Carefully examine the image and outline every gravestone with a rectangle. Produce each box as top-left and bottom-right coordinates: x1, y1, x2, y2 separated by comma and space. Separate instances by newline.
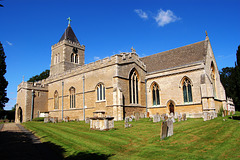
125, 117, 129, 123
174, 112, 178, 119
140, 113, 145, 118
167, 119, 173, 137
157, 113, 161, 122
160, 121, 168, 140
170, 113, 173, 117
182, 113, 186, 121
164, 115, 168, 121
203, 112, 208, 121
65, 116, 69, 122
53, 117, 58, 123
178, 114, 182, 122
153, 115, 158, 123
147, 112, 150, 118
161, 114, 165, 121
44, 117, 49, 123
135, 112, 140, 121
85, 117, 90, 123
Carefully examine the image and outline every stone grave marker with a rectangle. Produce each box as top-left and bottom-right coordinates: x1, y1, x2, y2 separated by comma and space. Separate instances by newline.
167, 119, 173, 137
203, 112, 207, 121
53, 117, 58, 123
135, 112, 140, 121
44, 117, 49, 123
153, 114, 158, 123
65, 116, 69, 122
85, 117, 90, 123
178, 114, 182, 122
129, 117, 133, 122
140, 113, 145, 118
182, 113, 186, 121
160, 121, 168, 140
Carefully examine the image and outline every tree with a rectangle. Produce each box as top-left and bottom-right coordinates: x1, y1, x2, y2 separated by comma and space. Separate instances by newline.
0, 0, 4, 7
220, 45, 240, 111
28, 69, 50, 82
0, 42, 9, 110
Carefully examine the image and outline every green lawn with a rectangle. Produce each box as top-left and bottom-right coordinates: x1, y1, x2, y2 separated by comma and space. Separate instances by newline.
23, 112, 240, 160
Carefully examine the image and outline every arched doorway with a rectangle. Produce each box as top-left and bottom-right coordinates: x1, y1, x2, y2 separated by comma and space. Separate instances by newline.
18, 107, 23, 123
167, 100, 175, 114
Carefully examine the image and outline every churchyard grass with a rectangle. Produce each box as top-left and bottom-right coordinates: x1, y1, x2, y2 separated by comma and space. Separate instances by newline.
22, 112, 240, 160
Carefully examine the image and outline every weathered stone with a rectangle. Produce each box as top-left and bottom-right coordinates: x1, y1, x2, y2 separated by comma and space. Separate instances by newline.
167, 119, 173, 137
125, 117, 129, 123
160, 121, 168, 140
85, 117, 90, 123
153, 115, 158, 123
44, 117, 49, 123
140, 113, 145, 118
135, 112, 140, 121
182, 113, 186, 121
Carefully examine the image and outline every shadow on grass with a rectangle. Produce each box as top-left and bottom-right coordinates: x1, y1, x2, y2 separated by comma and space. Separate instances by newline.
229, 115, 240, 120
65, 152, 113, 160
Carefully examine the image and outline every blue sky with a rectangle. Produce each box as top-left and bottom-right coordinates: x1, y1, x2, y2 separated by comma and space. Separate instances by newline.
1, 0, 240, 110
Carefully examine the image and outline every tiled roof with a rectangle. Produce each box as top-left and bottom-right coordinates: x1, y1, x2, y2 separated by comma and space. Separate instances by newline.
140, 40, 207, 73
59, 25, 80, 44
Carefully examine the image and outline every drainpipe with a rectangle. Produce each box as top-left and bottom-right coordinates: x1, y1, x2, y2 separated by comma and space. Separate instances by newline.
145, 79, 148, 114
82, 75, 85, 121
62, 80, 64, 120
31, 90, 35, 121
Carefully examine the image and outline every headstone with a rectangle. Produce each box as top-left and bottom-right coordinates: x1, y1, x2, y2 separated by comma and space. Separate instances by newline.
53, 117, 58, 123
167, 119, 173, 137
203, 112, 208, 121
85, 117, 90, 123
164, 115, 168, 121
153, 115, 158, 123
178, 114, 182, 122
160, 121, 168, 140
147, 112, 150, 118
170, 113, 173, 117
44, 117, 49, 123
125, 117, 129, 123
140, 113, 145, 118
135, 112, 140, 121
161, 114, 165, 121
65, 116, 70, 122
182, 113, 186, 121
174, 112, 178, 119
222, 112, 224, 117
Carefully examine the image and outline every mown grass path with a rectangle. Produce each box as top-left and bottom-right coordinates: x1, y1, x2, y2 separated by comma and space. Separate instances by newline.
23, 113, 240, 160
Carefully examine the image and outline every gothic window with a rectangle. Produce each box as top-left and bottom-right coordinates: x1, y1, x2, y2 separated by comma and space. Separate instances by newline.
69, 87, 76, 108
55, 54, 58, 64
129, 69, 139, 104
183, 78, 193, 103
71, 53, 74, 63
152, 83, 160, 106
75, 54, 78, 64
54, 91, 59, 109
97, 83, 105, 101
211, 62, 216, 98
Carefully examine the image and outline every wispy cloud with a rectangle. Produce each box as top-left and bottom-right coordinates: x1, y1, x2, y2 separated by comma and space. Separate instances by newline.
6, 41, 13, 46
134, 9, 148, 19
94, 56, 100, 61
154, 9, 180, 27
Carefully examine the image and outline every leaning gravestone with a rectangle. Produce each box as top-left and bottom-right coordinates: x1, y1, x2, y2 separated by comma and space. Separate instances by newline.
160, 121, 168, 140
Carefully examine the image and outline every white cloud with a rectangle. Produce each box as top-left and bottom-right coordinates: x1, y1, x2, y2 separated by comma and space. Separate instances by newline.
154, 9, 180, 27
94, 56, 100, 61
6, 41, 13, 46
134, 9, 148, 19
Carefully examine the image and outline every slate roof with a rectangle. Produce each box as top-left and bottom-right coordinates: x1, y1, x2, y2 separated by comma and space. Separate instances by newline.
140, 40, 207, 73
59, 25, 80, 44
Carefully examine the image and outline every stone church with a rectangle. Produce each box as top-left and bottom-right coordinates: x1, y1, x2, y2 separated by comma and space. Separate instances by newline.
15, 23, 227, 123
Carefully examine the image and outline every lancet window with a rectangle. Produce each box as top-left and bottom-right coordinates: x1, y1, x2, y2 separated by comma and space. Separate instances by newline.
152, 83, 160, 106
54, 90, 59, 109
69, 87, 76, 108
211, 63, 216, 98
183, 78, 193, 103
97, 83, 105, 101
129, 69, 139, 104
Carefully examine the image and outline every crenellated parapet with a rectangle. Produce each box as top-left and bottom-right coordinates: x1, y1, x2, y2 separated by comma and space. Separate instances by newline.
47, 50, 146, 81
17, 81, 48, 92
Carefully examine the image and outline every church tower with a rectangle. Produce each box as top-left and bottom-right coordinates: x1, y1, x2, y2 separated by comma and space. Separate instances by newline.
50, 19, 85, 76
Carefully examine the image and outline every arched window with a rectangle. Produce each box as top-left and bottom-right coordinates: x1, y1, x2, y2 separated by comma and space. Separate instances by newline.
183, 78, 193, 103
129, 69, 139, 104
152, 83, 160, 106
97, 83, 105, 101
55, 54, 58, 64
54, 91, 59, 109
211, 62, 216, 98
75, 54, 78, 64
69, 87, 76, 108
71, 53, 74, 63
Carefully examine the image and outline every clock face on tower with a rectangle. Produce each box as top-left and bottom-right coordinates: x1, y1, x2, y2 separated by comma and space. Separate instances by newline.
73, 47, 78, 53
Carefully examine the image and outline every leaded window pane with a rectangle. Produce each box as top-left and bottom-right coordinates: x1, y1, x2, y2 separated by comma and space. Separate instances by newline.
183, 84, 188, 102
156, 88, 160, 105
188, 84, 193, 102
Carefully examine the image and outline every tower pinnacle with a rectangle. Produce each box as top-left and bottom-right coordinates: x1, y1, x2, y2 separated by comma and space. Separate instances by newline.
67, 17, 72, 26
